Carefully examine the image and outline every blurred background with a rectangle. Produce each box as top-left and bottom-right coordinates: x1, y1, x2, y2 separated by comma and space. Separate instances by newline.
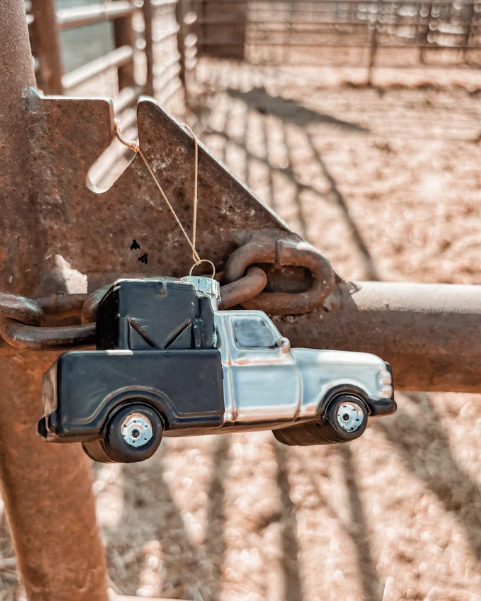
6, 0, 481, 599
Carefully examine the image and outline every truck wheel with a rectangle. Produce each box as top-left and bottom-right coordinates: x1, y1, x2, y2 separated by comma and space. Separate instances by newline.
101, 403, 163, 463
273, 394, 368, 446
323, 394, 368, 443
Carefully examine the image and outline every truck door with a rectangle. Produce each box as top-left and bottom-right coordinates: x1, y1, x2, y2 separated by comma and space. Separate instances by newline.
226, 313, 301, 423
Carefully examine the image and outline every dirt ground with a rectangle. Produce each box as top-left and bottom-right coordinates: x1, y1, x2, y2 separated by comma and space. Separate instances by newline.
4, 59, 481, 600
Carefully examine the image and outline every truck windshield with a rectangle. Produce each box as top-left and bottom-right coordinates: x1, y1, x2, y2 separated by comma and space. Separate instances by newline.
232, 317, 277, 349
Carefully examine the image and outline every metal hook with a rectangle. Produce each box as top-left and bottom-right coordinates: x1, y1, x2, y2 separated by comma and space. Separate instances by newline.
189, 259, 216, 279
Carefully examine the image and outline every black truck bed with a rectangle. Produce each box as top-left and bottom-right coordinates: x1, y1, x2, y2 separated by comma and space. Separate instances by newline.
40, 349, 224, 442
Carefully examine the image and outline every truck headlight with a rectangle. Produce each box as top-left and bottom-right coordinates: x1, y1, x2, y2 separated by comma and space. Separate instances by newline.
378, 369, 393, 397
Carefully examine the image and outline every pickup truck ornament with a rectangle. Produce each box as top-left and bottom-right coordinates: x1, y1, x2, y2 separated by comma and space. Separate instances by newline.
38, 276, 396, 463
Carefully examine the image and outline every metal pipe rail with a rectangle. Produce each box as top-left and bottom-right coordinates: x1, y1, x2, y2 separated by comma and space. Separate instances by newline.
57, 2, 136, 30
113, 83, 143, 112
29, 0, 64, 94
151, 0, 178, 8
62, 45, 134, 91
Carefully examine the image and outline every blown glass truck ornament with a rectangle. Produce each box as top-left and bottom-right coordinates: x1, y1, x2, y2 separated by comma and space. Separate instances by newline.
38, 276, 396, 463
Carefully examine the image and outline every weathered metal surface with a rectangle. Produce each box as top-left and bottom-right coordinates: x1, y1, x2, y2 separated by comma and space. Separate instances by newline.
0, 91, 300, 355
30, 0, 64, 95
275, 281, 481, 393
0, 305, 90, 355
0, 2, 109, 600
0, 292, 95, 354
0, 293, 46, 326
13, 95, 292, 292
36, 293, 87, 318
0, 318, 96, 352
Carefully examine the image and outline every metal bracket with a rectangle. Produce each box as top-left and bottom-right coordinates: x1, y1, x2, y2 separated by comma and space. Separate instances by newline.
9, 90, 298, 295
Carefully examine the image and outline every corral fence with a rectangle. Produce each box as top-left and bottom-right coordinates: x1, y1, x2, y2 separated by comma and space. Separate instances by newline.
189, 0, 481, 82
26, 0, 188, 102
25, 0, 481, 117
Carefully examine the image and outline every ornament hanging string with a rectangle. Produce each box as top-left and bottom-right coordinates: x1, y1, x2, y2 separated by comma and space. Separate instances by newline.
115, 121, 215, 278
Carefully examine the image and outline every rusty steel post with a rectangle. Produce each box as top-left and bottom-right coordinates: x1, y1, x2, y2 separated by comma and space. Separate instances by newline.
114, 0, 136, 90
0, 2, 109, 600
275, 281, 481, 394
30, 0, 64, 95
142, 0, 155, 97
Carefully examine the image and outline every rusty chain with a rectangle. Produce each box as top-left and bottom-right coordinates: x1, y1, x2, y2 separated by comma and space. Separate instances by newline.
223, 237, 336, 314
0, 238, 336, 354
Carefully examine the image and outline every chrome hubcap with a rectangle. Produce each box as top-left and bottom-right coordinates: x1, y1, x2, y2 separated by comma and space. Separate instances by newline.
121, 413, 153, 447
336, 401, 364, 433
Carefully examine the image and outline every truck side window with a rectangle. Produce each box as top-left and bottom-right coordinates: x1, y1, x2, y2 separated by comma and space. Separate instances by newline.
232, 317, 277, 349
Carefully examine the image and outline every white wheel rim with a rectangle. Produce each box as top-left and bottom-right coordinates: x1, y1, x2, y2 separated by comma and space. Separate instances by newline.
121, 412, 153, 447
336, 401, 365, 433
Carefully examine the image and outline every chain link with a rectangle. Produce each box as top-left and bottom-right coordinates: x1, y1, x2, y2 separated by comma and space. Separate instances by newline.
223, 236, 336, 315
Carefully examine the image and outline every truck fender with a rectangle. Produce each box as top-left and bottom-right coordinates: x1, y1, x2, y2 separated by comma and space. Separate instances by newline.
97, 386, 172, 433
317, 384, 371, 417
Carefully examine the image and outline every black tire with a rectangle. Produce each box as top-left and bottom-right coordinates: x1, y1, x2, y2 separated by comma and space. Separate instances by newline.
273, 421, 334, 446
82, 439, 115, 463
273, 394, 368, 446
99, 403, 163, 463
323, 394, 368, 443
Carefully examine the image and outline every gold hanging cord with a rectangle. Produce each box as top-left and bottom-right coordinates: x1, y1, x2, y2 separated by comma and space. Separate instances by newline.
115, 120, 215, 278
